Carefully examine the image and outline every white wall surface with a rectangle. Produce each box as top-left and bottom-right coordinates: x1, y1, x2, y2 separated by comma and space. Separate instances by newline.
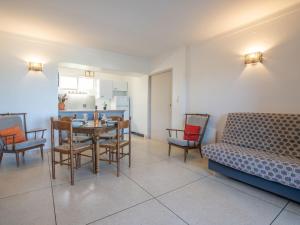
0, 32, 150, 147
187, 8, 300, 143
151, 47, 187, 130
128, 75, 149, 137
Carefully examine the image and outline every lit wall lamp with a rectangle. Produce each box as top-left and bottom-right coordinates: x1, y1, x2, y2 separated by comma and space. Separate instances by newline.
244, 52, 263, 64
28, 62, 43, 72
85, 70, 95, 77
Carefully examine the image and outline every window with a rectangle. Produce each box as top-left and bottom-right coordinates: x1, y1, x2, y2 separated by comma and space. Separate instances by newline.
78, 77, 94, 91
59, 76, 78, 89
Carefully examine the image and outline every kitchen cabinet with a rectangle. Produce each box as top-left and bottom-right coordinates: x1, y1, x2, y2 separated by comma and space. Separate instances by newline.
113, 81, 128, 92
100, 79, 113, 99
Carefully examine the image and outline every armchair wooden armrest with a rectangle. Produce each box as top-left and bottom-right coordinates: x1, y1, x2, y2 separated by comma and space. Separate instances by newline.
166, 128, 184, 138
26, 128, 47, 139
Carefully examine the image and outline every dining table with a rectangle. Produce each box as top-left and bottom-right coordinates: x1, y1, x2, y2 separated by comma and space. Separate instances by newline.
73, 120, 117, 173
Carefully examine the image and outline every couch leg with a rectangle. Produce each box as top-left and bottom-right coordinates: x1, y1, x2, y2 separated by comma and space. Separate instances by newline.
16, 152, 20, 167
0, 151, 3, 163
199, 146, 203, 158
184, 149, 188, 162
168, 144, 171, 156
40, 146, 44, 160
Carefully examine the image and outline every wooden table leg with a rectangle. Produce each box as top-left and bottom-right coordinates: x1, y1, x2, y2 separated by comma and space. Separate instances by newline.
95, 136, 100, 173
92, 135, 97, 174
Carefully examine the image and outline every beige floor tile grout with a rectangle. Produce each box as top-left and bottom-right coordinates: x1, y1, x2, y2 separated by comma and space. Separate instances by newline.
209, 175, 289, 209
269, 201, 289, 225
46, 149, 58, 225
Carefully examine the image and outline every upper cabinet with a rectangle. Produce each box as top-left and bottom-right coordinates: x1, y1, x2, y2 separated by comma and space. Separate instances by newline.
113, 81, 128, 92
100, 79, 113, 100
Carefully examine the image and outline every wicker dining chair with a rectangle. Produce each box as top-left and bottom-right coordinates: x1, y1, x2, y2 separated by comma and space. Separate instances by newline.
50, 118, 93, 185
166, 113, 210, 162
99, 120, 131, 177
99, 115, 124, 140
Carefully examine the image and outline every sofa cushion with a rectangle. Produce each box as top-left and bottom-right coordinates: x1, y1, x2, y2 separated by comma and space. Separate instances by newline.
221, 113, 300, 158
168, 137, 197, 147
0, 125, 26, 144
184, 124, 201, 141
6, 138, 46, 151
203, 143, 300, 189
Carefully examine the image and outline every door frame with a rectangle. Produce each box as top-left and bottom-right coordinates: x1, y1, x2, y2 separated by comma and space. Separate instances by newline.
148, 68, 173, 140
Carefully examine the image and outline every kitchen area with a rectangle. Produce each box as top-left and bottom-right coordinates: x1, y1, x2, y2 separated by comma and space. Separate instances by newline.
57, 64, 149, 137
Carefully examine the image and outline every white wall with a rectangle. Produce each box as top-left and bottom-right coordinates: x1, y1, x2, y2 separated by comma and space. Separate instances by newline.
151, 47, 188, 130
187, 8, 300, 143
128, 75, 149, 137
0, 32, 150, 147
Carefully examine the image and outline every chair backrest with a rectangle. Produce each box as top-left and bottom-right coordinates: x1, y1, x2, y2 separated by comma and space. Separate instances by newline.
110, 116, 123, 121
50, 117, 73, 147
0, 113, 28, 142
185, 114, 210, 143
221, 113, 300, 158
116, 120, 131, 143
0, 113, 26, 131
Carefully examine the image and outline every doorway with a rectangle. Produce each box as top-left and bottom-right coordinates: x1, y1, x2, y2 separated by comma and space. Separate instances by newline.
149, 70, 172, 141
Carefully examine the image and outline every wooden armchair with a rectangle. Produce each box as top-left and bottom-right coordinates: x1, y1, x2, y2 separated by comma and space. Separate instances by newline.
0, 113, 46, 167
167, 113, 209, 162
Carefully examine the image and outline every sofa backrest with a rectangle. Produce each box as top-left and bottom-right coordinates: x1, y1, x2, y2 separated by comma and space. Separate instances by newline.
221, 113, 300, 158
0, 115, 24, 131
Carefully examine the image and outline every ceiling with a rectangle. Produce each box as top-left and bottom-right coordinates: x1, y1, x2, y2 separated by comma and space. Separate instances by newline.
0, 0, 299, 58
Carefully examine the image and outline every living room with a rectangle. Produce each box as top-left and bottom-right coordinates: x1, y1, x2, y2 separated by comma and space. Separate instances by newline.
0, 1, 299, 225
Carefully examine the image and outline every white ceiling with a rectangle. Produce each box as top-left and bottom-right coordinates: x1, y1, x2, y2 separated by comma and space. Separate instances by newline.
0, 0, 299, 58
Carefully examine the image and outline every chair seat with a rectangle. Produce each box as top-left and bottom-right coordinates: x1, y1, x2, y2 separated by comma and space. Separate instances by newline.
6, 138, 46, 151
62, 135, 92, 143
54, 143, 92, 154
99, 130, 116, 139
168, 137, 197, 147
203, 143, 300, 189
99, 139, 129, 149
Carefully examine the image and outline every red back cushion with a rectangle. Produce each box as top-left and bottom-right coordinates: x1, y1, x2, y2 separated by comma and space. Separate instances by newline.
0, 125, 26, 144
184, 124, 201, 141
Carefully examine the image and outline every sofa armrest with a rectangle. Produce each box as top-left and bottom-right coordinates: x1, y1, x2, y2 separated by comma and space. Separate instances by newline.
166, 128, 184, 138
26, 128, 47, 139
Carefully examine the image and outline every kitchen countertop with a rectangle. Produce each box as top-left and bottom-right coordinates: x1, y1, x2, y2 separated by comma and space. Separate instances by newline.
59, 109, 125, 113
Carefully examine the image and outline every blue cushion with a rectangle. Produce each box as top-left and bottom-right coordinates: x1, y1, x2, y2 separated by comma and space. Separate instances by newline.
168, 137, 197, 147
6, 138, 46, 151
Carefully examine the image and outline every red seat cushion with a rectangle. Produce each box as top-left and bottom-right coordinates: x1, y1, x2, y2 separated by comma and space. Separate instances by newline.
0, 126, 26, 144
184, 124, 201, 141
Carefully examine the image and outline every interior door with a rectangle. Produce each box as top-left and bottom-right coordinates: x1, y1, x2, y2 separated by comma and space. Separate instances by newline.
150, 70, 172, 141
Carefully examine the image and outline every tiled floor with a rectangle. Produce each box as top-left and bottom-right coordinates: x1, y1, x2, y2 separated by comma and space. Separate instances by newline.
0, 136, 299, 225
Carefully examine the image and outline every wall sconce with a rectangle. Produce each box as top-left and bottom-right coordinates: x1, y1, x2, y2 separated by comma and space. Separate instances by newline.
85, 70, 95, 77
244, 52, 263, 64
28, 62, 43, 71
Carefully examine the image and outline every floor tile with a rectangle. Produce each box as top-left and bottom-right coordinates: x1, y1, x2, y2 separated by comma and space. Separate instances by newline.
123, 159, 204, 196
272, 210, 300, 225
0, 188, 55, 225
90, 199, 186, 225
53, 172, 152, 225
210, 173, 288, 208
158, 178, 282, 225
0, 153, 51, 198
286, 201, 300, 215
167, 150, 211, 176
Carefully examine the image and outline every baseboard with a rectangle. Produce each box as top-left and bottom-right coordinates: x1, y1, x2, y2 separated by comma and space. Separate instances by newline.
131, 131, 144, 137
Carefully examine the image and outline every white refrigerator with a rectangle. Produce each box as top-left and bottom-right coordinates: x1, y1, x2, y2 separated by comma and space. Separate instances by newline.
111, 96, 130, 121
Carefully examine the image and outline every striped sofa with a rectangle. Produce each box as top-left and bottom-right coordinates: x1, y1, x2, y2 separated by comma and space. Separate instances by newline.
203, 113, 300, 202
